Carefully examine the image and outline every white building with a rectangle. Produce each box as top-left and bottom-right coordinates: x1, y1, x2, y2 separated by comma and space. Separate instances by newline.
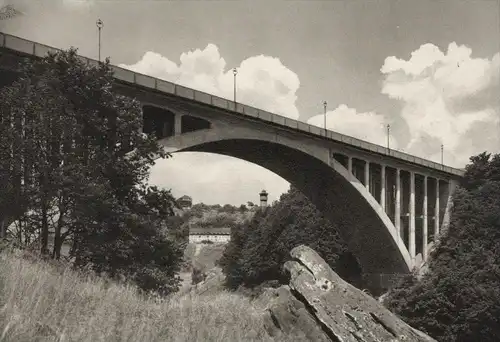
188, 227, 231, 243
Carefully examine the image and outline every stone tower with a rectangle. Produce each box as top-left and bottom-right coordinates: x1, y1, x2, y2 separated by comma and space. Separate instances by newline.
259, 189, 268, 209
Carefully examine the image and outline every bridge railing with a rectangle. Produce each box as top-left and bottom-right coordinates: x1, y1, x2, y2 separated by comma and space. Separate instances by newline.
0, 32, 464, 177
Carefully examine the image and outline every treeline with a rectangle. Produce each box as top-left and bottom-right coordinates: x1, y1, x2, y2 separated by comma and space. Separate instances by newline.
0, 49, 184, 295
384, 152, 500, 341
220, 186, 363, 291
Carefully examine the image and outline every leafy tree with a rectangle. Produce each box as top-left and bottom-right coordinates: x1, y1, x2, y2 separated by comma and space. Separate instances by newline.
220, 186, 362, 290
385, 152, 500, 342
461, 151, 492, 191
0, 48, 184, 295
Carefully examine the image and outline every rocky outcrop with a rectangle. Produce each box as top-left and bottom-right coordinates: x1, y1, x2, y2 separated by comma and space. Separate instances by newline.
255, 245, 436, 342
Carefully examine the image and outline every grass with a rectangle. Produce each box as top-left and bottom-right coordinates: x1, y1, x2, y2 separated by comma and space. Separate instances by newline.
0, 249, 303, 342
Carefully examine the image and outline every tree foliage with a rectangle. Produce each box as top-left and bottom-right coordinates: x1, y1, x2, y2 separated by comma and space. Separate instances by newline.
0, 48, 184, 295
220, 186, 363, 290
384, 152, 500, 342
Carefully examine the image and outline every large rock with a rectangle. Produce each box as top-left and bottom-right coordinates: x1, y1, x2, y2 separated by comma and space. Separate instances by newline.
255, 245, 436, 342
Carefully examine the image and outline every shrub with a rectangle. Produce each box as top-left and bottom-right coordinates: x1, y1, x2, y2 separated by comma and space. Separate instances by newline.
220, 186, 362, 290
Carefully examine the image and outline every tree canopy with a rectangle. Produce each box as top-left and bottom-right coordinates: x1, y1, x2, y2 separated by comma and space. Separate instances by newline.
0, 48, 184, 295
220, 186, 363, 290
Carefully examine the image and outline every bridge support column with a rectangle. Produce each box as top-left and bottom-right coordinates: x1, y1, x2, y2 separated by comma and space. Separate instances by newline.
395, 169, 401, 237
435, 179, 440, 239
348, 156, 353, 174
423, 176, 428, 261
174, 114, 183, 136
364, 161, 370, 191
440, 180, 458, 236
409, 172, 416, 262
380, 165, 386, 212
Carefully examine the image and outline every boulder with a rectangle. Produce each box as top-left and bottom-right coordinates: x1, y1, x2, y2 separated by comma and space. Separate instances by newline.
254, 245, 436, 342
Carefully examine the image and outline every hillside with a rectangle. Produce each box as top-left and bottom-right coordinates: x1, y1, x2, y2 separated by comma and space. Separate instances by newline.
175, 202, 257, 291
0, 249, 299, 342
180, 203, 256, 229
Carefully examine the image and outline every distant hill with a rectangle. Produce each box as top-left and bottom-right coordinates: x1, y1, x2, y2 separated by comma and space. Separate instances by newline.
180, 203, 257, 231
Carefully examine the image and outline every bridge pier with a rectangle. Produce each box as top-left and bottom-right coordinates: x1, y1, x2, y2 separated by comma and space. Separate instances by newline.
380, 165, 386, 212
395, 168, 401, 238
435, 180, 440, 238
409, 171, 416, 262
174, 113, 183, 136
423, 176, 428, 261
364, 161, 370, 191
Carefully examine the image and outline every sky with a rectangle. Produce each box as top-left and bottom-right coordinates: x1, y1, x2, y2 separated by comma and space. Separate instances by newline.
1, 0, 499, 205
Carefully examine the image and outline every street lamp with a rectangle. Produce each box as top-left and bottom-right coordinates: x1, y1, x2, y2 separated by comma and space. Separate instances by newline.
233, 68, 237, 103
441, 144, 444, 166
386, 124, 391, 152
96, 19, 103, 62
323, 101, 327, 130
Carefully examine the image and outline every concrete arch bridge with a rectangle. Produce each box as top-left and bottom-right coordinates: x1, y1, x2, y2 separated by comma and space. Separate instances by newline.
0, 32, 463, 291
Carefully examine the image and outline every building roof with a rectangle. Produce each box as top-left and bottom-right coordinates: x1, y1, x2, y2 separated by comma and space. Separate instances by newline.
189, 227, 231, 235
178, 195, 192, 201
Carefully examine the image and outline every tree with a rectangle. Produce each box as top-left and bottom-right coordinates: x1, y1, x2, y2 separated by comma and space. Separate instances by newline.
384, 152, 500, 342
0, 48, 184, 295
461, 152, 492, 191
220, 186, 362, 290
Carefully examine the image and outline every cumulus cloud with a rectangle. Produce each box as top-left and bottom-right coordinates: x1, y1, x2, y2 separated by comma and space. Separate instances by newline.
381, 42, 500, 166
120, 45, 300, 119
120, 44, 300, 204
307, 104, 400, 149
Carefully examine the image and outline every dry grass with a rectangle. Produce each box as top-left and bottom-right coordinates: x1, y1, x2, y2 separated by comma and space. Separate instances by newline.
192, 243, 226, 271
0, 250, 300, 342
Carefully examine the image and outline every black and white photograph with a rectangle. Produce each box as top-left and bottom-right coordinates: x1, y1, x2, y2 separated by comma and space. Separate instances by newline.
0, 0, 499, 341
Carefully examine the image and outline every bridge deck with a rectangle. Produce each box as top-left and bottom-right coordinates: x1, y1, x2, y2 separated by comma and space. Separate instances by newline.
0, 32, 464, 178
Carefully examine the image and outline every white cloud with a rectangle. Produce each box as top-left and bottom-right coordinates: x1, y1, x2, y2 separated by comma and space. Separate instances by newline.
307, 104, 399, 149
381, 42, 500, 167
121, 46, 300, 119
120, 44, 299, 204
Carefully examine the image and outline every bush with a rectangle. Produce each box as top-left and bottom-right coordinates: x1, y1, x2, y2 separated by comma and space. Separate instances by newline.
220, 186, 362, 290
191, 266, 206, 285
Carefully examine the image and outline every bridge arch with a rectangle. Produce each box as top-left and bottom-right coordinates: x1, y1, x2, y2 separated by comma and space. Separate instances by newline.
158, 126, 412, 288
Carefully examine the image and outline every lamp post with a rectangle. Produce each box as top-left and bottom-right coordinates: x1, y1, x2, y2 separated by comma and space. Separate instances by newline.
96, 19, 103, 62
386, 124, 391, 152
233, 68, 237, 103
323, 101, 327, 130
441, 144, 444, 165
